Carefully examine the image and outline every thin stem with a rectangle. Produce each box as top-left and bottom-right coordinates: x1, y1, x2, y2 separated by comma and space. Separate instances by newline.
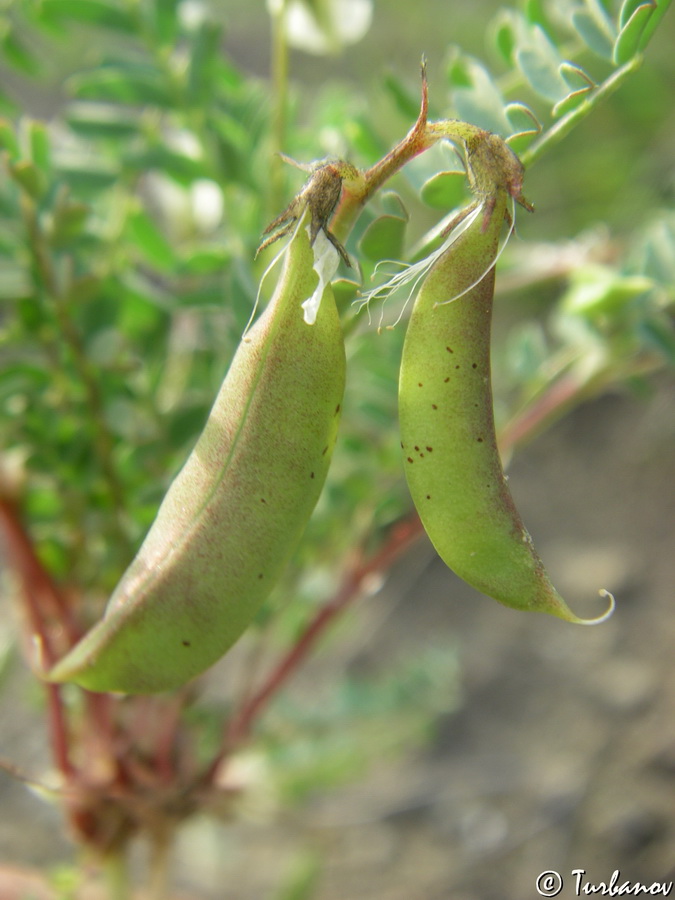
101, 849, 132, 900
331, 62, 434, 241
0, 495, 79, 657
148, 830, 173, 900
269, 0, 290, 213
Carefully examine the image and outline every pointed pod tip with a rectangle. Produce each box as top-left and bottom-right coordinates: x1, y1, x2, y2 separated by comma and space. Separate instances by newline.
559, 588, 616, 626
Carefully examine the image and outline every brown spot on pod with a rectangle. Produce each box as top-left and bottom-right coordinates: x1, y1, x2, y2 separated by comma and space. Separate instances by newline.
446, 346, 454, 353
182, 640, 191, 647
431, 404, 438, 410
407, 457, 414, 463
426, 446, 433, 452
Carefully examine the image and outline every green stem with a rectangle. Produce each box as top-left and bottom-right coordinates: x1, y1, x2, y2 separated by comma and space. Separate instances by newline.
148, 830, 173, 900
520, 55, 644, 169
269, 0, 291, 213
101, 849, 132, 900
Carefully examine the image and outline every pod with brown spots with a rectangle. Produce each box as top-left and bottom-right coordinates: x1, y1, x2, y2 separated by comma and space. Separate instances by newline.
47, 209, 346, 693
398, 190, 613, 623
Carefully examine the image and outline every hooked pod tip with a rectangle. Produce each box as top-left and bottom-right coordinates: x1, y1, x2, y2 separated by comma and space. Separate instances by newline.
558, 589, 616, 626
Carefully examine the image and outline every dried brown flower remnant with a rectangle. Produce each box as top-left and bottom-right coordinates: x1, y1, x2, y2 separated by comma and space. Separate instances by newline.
257, 157, 360, 266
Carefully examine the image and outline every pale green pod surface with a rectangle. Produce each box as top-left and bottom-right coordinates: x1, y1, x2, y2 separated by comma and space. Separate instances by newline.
48, 211, 346, 692
399, 195, 611, 623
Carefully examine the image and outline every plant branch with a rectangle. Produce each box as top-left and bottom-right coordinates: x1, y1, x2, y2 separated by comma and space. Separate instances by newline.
520, 55, 644, 169
269, 0, 290, 214
0, 495, 79, 658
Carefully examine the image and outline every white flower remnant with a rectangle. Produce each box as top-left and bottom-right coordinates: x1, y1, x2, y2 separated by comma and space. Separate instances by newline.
302, 226, 340, 325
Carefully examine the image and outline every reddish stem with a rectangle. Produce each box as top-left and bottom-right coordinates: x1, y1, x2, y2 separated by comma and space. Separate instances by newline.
0, 496, 81, 779
0, 495, 80, 660
331, 62, 434, 242
498, 372, 590, 451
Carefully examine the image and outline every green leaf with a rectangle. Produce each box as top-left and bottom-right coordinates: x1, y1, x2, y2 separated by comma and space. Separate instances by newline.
55, 156, 120, 194
446, 55, 472, 88
571, 7, 616, 60
124, 146, 207, 185
9, 159, 45, 199
552, 90, 590, 118
384, 71, 424, 120
357, 213, 407, 262
559, 61, 595, 92
65, 102, 141, 139
332, 278, 360, 313
504, 102, 541, 139
449, 56, 511, 135
552, 63, 595, 117
561, 265, 653, 316
0, 118, 20, 158
38, 0, 137, 33
178, 247, 230, 276
380, 191, 408, 219
187, 21, 222, 103
636, 0, 671, 51
50, 192, 91, 246
515, 26, 568, 103
613, 2, 656, 64
620, 0, 650, 27
126, 208, 176, 271
492, 13, 517, 65
639, 316, 675, 364
67, 65, 171, 107
0, 262, 31, 300
28, 120, 51, 172
419, 170, 467, 210
153, 0, 179, 45
0, 23, 40, 75
524, 0, 550, 29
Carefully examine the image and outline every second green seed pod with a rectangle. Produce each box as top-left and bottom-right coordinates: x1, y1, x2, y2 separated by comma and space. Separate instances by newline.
48, 209, 346, 693
398, 192, 612, 623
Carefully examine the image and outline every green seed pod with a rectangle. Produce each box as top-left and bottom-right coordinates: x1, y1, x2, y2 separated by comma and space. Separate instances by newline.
398, 192, 613, 624
48, 208, 346, 692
